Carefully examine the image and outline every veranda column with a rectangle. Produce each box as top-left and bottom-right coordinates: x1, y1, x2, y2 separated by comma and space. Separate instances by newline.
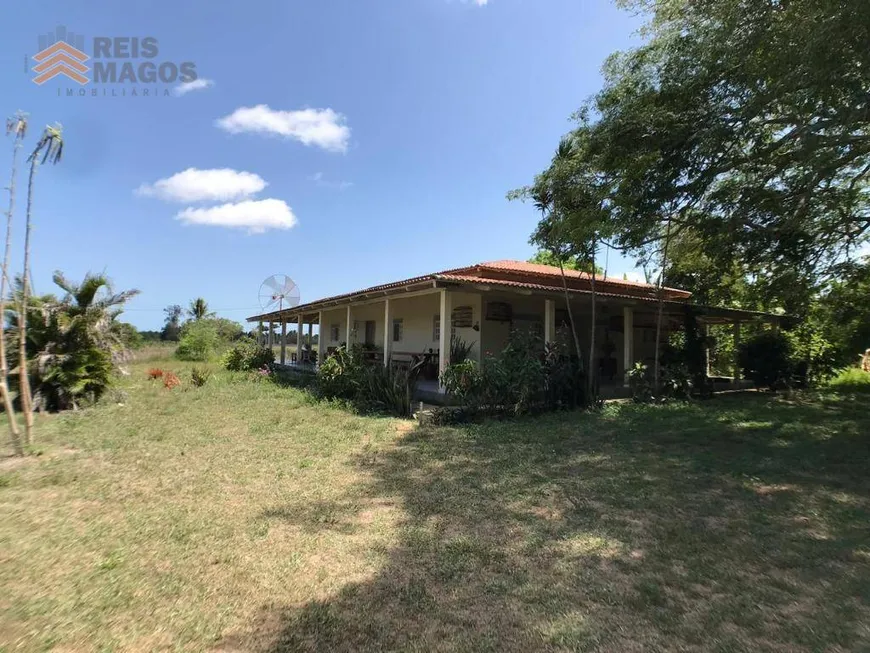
297, 315, 304, 364
733, 321, 742, 381
623, 306, 634, 386
317, 311, 324, 363
258, 321, 263, 346
280, 320, 287, 365
438, 289, 452, 392
268, 322, 274, 348
383, 298, 392, 367
346, 305, 353, 347
705, 322, 711, 377
544, 299, 556, 347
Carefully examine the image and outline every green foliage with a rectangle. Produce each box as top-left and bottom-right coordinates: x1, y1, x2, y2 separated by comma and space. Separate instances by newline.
528, 250, 603, 275
315, 346, 360, 399
449, 335, 475, 365
114, 322, 143, 349
138, 330, 162, 344
190, 366, 211, 388
175, 320, 219, 361
519, 0, 870, 346
176, 318, 245, 362
187, 297, 214, 321
440, 330, 586, 416
827, 368, 870, 393
738, 331, 794, 390
11, 271, 140, 411
223, 337, 274, 372
627, 363, 654, 403
315, 345, 423, 417
208, 317, 244, 342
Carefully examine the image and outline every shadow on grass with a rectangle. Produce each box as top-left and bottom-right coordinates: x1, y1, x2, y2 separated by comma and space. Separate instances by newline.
222, 392, 870, 652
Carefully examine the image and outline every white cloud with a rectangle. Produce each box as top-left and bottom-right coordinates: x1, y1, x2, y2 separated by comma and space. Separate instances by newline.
136, 168, 267, 203
175, 198, 297, 234
473, 0, 488, 4
173, 78, 214, 96
215, 105, 351, 153
309, 172, 353, 190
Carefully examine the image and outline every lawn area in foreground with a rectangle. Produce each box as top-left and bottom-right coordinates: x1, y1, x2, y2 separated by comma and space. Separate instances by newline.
1, 353, 869, 652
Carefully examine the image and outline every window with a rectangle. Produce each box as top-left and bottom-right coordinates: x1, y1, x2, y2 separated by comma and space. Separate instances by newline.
364, 320, 376, 345
433, 315, 440, 342
330, 324, 340, 342
392, 318, 404, 343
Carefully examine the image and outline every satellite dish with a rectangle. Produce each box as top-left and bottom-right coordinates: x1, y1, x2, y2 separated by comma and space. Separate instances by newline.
259, 274, 300, 312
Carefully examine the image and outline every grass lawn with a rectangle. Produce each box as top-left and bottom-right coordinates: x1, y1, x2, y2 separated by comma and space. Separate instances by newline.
1, 351, 869, 652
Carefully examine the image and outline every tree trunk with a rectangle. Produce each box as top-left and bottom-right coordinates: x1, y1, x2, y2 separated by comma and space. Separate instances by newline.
557, 257, 583, 365
653, 219, 673, 394
19, 158, 38, 446
1, 133, 22, 455
588, 238, 597, 399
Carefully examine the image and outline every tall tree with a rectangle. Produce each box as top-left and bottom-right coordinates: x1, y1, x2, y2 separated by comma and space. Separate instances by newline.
518, 132, 614, 398
2, 112, 26, 455
162, 304, 183, 341
19, 124, 63, 444
187, 297, 214, 321
522, 0, 870, 390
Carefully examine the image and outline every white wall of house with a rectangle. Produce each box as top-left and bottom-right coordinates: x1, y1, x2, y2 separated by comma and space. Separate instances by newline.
312, 290, 667, 382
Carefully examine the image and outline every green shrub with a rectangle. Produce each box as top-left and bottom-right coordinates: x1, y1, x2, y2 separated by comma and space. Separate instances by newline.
223, 337, 275, 371
175, 321, 220, 361
738, 330, 793, 390
315, 345, 424, 417
314, 346, 361, 399
440, 331, 585, 416
827, 367, 870, 392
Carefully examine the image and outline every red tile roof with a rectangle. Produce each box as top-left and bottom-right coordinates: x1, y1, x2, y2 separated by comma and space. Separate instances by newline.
248, 259, 690, 321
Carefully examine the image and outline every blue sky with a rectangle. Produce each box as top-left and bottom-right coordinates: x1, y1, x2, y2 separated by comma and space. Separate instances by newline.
1, 0, 646, 330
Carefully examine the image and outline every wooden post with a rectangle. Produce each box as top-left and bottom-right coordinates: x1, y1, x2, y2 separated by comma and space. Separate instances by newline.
280, 320, 287, 365
438, 289, 452, 392
623, 306, 634, 386
297, 315, 304, 364
733, 321, 742, 381
544, 299, 556, 348
383, 298, 392, 367
317, 311, 324, 364
258, 321, 263, 346
705, 322, 711, 377
345, 305, 353, 347
268, 322, 274, 348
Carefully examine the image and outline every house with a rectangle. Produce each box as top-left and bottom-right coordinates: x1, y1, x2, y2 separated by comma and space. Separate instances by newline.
247, 260, 778, 394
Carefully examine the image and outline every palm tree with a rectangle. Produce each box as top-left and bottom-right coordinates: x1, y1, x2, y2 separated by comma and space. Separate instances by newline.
19, 124, 63, 443
2, 112, 27, 455
187, 297, 213, 321
24, 271, 139, 411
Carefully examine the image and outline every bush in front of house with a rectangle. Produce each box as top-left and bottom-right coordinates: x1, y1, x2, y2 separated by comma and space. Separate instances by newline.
314, 345, 424, 417
223, 337, 275, 372
738, 330, 794, 390
440, 330, 586, 417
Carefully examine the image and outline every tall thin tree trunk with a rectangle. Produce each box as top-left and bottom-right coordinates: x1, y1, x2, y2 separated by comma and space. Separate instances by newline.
19, 158, 37, 445
557, 257, 583, 365
653, 219, 673, 394
1, 130, 23, 455
588, 238, 597, 399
